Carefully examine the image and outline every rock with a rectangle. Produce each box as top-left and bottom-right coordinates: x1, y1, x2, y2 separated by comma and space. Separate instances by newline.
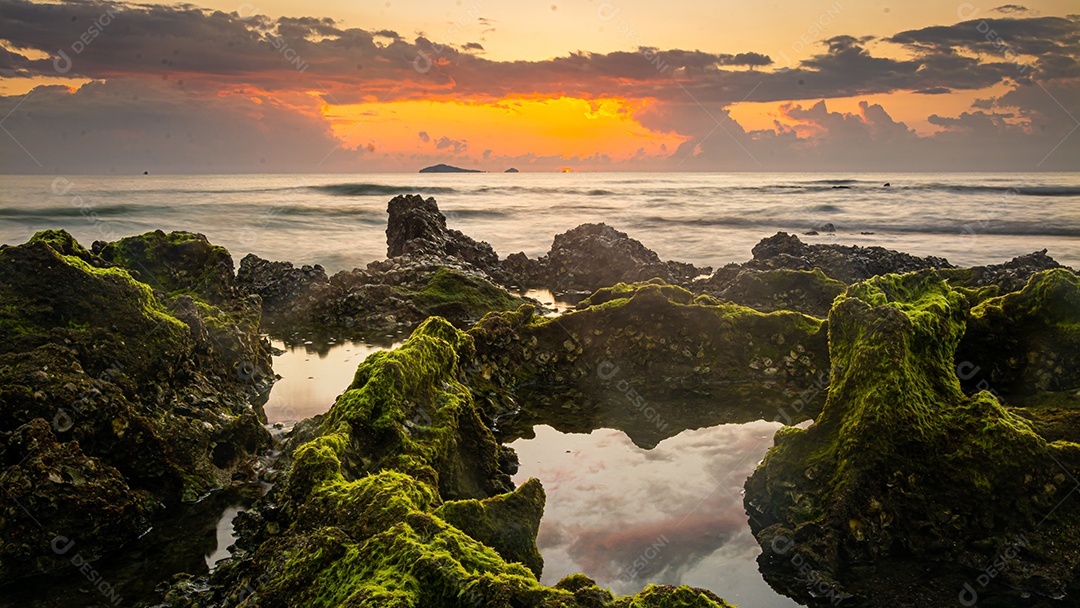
156, 317, 732, 607
434, 477, 546, 577
96, 230, 238, 305
957, 268, 1080, 396
701, 268, 847, 318
744, 270, 1080, 606
237, 198, 530, 341
468, 281, 830, 448
500, 251, 545, 289
942, 249, 1067, 295
385, 194, 499, 272
237, 255, 330, 315
0, 231, 272, 585
746, 231, 953, 283
537, 223, 710, 293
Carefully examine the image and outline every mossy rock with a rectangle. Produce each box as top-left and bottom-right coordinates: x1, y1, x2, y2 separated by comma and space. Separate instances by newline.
713, 268, 846, 318
96, 229, 237, 305
164, 314, 735, 607
435, 477, 546, 577
958, 268, 1080, 396
745, 269, 1080, 606
468, 280, 829, 448
0, 231, 272, 584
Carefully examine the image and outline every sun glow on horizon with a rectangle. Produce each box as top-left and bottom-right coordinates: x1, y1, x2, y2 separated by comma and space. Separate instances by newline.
323, 96, 687, 163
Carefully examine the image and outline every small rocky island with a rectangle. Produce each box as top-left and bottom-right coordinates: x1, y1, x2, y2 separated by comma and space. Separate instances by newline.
1, 194, 1078, 607
418, 163, 484, 173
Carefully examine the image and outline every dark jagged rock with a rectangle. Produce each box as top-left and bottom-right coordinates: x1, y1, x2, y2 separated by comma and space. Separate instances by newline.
0, 231, 272, 585
513, 223, 711, 293
236, 197, 530, 341
744, 270, 1080, 607
942, 249, 1066, 295
467, 280, 830, 448
158, 318, 732, 607
236, 255, 330, 315
746, 231, 953, 283
500, 251, 545, 289
385, 194, 499, 272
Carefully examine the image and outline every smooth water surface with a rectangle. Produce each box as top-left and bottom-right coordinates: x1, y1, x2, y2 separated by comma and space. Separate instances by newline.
510, 422, 804, 607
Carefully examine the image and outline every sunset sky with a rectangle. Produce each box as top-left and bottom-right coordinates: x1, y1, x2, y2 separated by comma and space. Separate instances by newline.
0, 0, 1077, 173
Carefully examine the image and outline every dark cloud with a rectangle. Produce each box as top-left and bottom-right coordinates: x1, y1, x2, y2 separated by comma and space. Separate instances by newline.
887, 16, 1079, 69
0, 0, 1077, 173
994, 5, 1031, 13
1, 0, 1073, 106
0, 79, 368, 173
417, 130, 430, 143
435, 136, 467, 153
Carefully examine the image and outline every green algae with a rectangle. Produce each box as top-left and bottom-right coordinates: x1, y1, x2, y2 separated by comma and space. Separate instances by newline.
959, 268, 1080, 395
173, 311, 737, 607
468, 280, 828, 447
95, 230, 237, 304
619, 585, 736, 608
745, 269, 1080, 604
0, 231, 273, 584
435, 477, 546, 576
578, 279, 695, 308
29, 229, 95, 262
319, 316, 507, 500
411, 267, 524, 320
714, 268, 846, 318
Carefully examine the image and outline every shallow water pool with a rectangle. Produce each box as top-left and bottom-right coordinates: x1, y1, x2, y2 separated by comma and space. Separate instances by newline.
510, 422, 803, 607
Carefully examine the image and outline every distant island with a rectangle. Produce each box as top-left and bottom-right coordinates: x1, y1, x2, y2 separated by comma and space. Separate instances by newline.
418, 164, 522, 173
419, 164, 483, 173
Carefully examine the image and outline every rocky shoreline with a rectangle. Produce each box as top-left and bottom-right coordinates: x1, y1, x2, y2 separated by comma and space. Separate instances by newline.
1, 194, 1077, 607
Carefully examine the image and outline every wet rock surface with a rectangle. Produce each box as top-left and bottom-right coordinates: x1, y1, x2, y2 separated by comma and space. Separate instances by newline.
498, 222, 711, 293
237, 196, 530, 341
743, 231, 954, 283
385, 193, 500, 272
7, 195, 1080, 608
466, 281, 830, 449
157, 318, 733, 607
743, 270, 1080, 607
0, 230, 272, 586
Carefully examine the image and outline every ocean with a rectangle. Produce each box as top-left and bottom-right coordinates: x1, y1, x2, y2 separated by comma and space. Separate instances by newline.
2, 172, 1079, 272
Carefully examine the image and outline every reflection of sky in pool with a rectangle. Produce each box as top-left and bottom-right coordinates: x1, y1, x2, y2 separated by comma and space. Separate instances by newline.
263, 338, 403, 423
510, 423, 803, 607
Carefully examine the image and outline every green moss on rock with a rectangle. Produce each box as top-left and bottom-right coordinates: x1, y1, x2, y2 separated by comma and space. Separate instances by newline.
0, 231, 272, 584
468, 280, 829, 448
164, 311, 736, 607
744, 269, 1080, 605
707, 268, 846, 318
96, 230, 237, 304
435, 477, 546, 577
958, 268, 1080, 395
